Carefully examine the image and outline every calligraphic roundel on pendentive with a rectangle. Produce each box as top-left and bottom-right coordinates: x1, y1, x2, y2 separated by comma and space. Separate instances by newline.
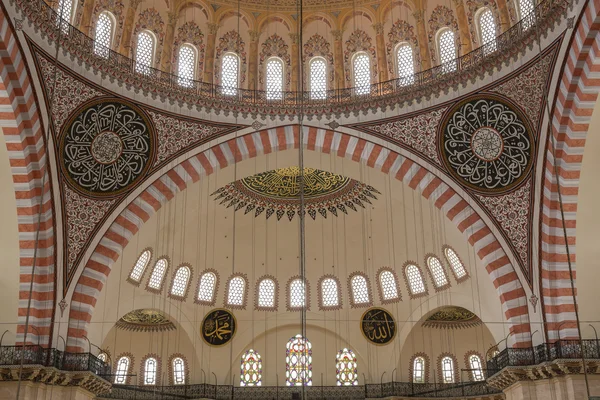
438, 94, 534, 194
60, 98, 156, 198
360, 307, 397, 345
201, 309, 237, 346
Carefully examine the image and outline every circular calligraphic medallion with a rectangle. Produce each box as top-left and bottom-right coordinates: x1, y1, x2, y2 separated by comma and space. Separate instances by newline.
439, 95, 533, 194
60, 98, 155, 197
201, 309, 237, 346
360, 307, 396, 345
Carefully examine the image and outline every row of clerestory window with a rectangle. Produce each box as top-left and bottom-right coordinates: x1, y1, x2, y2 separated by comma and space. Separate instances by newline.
107, 353, 187, 385
127, 246, 469, 308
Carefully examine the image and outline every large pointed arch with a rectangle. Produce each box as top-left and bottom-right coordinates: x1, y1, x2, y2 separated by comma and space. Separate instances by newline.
66, 125, 530, 351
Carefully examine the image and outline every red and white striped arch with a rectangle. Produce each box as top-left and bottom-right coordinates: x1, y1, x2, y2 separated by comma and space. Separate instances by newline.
541, 0, 600, 341
66, 126, 531, 351
0, 8, 55, 346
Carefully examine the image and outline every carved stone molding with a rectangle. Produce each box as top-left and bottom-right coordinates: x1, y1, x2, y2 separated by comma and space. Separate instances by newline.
0, 367, 111, 395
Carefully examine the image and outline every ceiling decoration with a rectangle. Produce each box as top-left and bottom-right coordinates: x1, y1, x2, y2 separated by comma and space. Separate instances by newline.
439, 95, 534, 194
211, 167, 380, 221
422, 306, 482, 329
60, 98, 156, 198
116, 309, 176, 332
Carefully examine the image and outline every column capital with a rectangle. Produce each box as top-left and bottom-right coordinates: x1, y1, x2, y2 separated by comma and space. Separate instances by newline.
331, 29, 343, 41
372, 22, 384, 35
412, 10, 425, 22
248, 30, 260, 43
288, 33, 300, 45
128, 0, 142, 10
207, 22, 220, 35
167, 11, 178, 26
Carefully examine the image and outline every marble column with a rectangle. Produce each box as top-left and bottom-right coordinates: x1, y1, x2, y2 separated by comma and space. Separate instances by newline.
118, 0, 142, 56
78, 0, 96, 35
289, 33, 300, 92
247, 30, 260, 90
413, 10, 431, 70
160, 12, 178, 73
203, 22, 219, 84
373, 22, 388, 81
331, 29, 345, 89
452, 0, 473, 54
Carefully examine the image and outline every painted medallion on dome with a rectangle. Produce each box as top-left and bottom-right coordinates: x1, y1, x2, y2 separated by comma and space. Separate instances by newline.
116, 309, 176, 332
422, 306, 482, 329
60, 99, 155, 197
439, 95, 533, 194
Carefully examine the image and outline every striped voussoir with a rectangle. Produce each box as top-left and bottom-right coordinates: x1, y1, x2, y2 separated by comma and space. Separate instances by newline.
541, 0, 600, 341
0, 10, 54, 346
66, 126, 531, 351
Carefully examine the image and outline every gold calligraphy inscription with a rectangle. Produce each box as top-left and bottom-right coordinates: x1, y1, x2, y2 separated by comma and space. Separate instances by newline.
360, 307, 397, 345
201, 309, 237, 346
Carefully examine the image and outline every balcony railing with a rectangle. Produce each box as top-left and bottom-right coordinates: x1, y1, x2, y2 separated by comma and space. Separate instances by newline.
11, 0, 568, 115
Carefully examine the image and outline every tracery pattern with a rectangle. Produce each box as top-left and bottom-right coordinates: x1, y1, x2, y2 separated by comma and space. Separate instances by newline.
428, 6, 459, 64
386, 20, 420, 75
440, 97, 533, 193
344, 30, 377, 85
240, 349, 262, 386
286, 335, 312, 386
258, 34, 291, 89
215, 30, 247, 85
336, 348, 358, 386
303, 34, 334, 86
132, 8, 165, 63
172, 21, 205, 79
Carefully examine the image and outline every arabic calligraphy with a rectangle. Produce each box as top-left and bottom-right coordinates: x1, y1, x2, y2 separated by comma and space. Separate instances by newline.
201, 309, 237, 346
360, 307, 396, 345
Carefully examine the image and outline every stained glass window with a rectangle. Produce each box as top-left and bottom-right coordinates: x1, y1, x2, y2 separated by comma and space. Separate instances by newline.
221, 53, 239, 96
170, 266, 190, 297
265, 58, 284, 100
129, 250, 151, 283
227, 276, 246, 306
413, 356, 425, 383
240, 349, 262, 386
352, 52, 371, 95
469, 354, 485, 381
144, 357, 157, 385
444, 247, 467, 279
114, 356, 130, 384
94, 12, 113, 58
286, 335, 312, 386
321, 277, 339, 307
289, 279, 306, 309
379, 270, 399, 301
309, 57, 327, 100
350, 274, 370, 305
56, 0, 73, 34
438, 29, 457, 73
441, 356, 455, 383
98, 353, 107, 362
427, 256, 449, 288
257, 278, 276, 309
135, 31, 155, 75
405, 264, 426, 295
177, 44, 196, 87
519, 0, 535, 29
478, 8, 497, 54
172, 357, 186, 384
336, 348, 358, 386
148, 258, 168, 290
197, 271, 217, 303
396, 44, 414, 85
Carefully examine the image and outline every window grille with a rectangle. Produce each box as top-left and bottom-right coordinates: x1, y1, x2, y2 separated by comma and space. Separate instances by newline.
221, 53, 239, 95
240, 349, 262, 386
321, 278, 339, 307
289, 279, 306, 309
441, 356, 455, 383
469, 354, 485, 381
177, 44, 196, 87
265, 58, 284, 100
94, 12, 113, 58
197, 272, 217, 303
336, 348, 358, 386
258, 278, 276, 308
114, 356, 130, 384
172, 358, 186, 385
438, 29, 457, 72
135, 31, 155, 75
350, 274, 370, 305
129, 250, 151, 283
413, 357, 425, 383
286, 335, 312, 386
148, 258, 168, 290
406, 264, 426, 295
170, 266, 190, 297
227, 276, 246, 306
144, 357, 157, 385
444, 247, 468, 279
353, 53, 371, 95
309, 58, 327, 99
427, 256, 449, 288
56, 0, 73, 34
379, 270, 399, 301
478, 8, 497, 54
396, 44, 414, 85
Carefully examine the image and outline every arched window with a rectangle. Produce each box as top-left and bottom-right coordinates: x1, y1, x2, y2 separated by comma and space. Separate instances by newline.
226, 275, 247, 308
288, 278, 308, 311
144, 357, 158, 385
319, 276, 341, 310
172, 357, 186, 385
94, 11, 114, 58
336, 348, 358, 386
240, 349, 262, 386
196, 270, 218, 305
135, 30, 155, 75
352, 52, 371, 95
98, 353, 108, 362
378, 268, 401, 303
170, 265, 191, 298
441, 356, 455, 383
286, 335, 312, 386
518, 0, 535, 29
478, 8, 497, 54
404, 264, 426, 296
177, 44, 197, 87
309, 57, 327, 100
468, 354, 485, 381
426, 256, 449, 289
437, 28, 457, 72
443, 246, 468, 281
395, 44, 414, 85
413, 356, 426, 383
257, 277, 277, 311
349, 273, 371, 307
221, 52, 240, 96
147, 258, 168, 291
128, 249, 152, 284
114, 356, 130, 384
56, 0, 74, 33
265, 57, 284, 100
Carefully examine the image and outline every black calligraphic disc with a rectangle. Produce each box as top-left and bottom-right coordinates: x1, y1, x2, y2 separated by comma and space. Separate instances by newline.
201, 309, 237, 346
360, 307, 397, 345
